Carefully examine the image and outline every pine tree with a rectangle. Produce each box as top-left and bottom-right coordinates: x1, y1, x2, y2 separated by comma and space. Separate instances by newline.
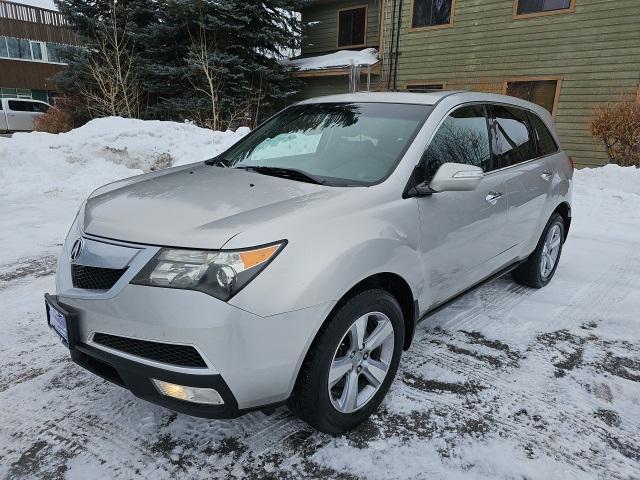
54, 0, 304, 127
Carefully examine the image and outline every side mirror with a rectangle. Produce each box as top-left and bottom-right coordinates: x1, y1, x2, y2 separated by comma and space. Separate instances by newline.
428, 162, 483, 193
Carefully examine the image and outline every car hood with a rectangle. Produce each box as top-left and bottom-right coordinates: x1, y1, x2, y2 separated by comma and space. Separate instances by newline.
83, 163, 335, 249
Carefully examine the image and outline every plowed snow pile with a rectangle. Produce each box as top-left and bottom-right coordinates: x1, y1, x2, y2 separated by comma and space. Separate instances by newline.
0, 117, 248, 264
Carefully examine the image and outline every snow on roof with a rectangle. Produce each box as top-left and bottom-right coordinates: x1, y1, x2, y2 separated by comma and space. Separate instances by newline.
286, 48, 379, 72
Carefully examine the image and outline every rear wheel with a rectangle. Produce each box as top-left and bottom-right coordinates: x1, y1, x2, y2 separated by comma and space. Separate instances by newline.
513, 213, 565, 288
289, 289, 404, 434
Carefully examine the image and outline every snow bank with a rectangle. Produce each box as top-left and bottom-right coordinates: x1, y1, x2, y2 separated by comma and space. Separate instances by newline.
574, 163, 640, 197
286, 48, 379, 71
0, 117, 248, 264
0, 117, 248, 199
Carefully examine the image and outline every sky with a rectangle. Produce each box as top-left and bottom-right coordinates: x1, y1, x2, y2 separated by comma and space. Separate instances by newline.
14, 0, 57, 10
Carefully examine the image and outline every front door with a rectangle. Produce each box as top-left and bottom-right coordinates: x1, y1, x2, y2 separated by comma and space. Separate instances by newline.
7, 100, 37, 131
414, 104, 509, 308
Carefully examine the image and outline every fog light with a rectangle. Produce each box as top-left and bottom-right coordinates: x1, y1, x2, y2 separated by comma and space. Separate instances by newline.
152, 379, 224, 405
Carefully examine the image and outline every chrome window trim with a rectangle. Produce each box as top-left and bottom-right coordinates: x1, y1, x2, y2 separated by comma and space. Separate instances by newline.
408, 99, 563, 185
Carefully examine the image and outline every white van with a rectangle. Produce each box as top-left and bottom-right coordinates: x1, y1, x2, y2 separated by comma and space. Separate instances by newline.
0, 98, 50, 133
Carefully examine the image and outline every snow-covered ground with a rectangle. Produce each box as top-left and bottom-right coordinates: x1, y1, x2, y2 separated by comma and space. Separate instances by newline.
1, 120, 639, 479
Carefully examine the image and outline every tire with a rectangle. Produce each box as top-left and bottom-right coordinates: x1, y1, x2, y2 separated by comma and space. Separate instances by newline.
512, 213, 565, 289
289, 289, 404, 434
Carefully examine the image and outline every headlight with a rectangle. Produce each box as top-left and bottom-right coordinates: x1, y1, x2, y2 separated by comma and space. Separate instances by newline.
131, 241, 286, 301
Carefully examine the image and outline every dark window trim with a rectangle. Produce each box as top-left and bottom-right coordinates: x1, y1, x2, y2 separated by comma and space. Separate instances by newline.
336, 5, 368, 49
485, 103, 559, 175
526, 110, 559, 156
513, 0, 576, 19
409, 0, 456, 32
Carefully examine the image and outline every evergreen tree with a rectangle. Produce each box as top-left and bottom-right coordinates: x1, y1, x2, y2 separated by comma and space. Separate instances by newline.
54, 0, 304, 127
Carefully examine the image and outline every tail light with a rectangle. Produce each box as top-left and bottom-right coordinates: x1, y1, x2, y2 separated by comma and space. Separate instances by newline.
568, 156, 574, 174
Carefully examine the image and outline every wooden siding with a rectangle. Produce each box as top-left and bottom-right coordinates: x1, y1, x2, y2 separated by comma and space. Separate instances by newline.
0, 58, 64, 90
0, 1, 79, 44
388, 0, 640, 167
302, 0, 380, 55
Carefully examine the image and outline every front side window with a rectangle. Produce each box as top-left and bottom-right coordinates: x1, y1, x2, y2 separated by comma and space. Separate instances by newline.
492, 105, 537, 169
417, 105, 491, 183
32, 102, 50, 113
220, 103, 431, 186
338, 7, 367, 48
516, 0, 573, 15
506, 79, 560, 115
411, 0, 453, 29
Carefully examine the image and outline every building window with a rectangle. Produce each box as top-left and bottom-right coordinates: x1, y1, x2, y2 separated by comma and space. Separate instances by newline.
337, 6, 367, 48
505, 78, 561, 116
411, 0, 454, 30
46, 42, 63, 63
515, 0, 574, 17
0, 37, 67, 64
406, 83, 445, 92
30, 41, 44, 61
6, 37, 31, 59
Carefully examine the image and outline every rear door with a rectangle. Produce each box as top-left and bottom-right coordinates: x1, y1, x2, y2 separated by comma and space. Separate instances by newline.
415, 104, 510, 306
490, 105, 555, 251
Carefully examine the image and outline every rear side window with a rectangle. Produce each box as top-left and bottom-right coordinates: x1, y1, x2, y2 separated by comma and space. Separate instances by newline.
491, 105, 537, 169
528, 112, 558, 156
8, 100, 35, 112
418, 104, 492, 182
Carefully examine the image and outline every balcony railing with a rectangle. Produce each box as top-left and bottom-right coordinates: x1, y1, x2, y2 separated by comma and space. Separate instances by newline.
0, 1, 69, 27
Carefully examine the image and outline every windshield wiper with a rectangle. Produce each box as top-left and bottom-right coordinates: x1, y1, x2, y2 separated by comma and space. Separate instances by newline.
204, 156, 230, 167
235, 166, 326, 185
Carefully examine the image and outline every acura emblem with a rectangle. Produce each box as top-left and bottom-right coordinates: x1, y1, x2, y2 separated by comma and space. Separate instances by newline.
70, 238, 84, 262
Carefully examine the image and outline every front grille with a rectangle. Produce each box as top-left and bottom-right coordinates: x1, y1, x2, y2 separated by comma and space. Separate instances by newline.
92, 333, 207, 368
71, 264, 127, 290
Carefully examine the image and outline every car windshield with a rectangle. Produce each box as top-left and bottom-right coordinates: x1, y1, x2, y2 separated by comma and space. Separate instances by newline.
217, 103, 432, 186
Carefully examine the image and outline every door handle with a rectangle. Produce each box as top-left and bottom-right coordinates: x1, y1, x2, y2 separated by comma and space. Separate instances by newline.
541, 170, 553, 181
485, 191, 503, 205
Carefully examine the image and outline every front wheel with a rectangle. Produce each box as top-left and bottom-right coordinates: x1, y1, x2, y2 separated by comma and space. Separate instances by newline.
513, 213, 565, 288
289, 289, 404, 434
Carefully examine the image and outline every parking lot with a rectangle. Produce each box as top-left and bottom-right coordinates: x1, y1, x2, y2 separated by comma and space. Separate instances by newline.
1, 163, 640, 479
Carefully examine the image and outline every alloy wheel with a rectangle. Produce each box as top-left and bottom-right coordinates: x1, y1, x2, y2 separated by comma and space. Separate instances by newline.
327, 312, 395, 414
540, 224, 562, 279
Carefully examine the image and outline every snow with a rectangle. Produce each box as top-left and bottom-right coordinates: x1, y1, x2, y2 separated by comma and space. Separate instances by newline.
0, 117, 248, 265
286, 48, 379, 71
1, 119, 640, 479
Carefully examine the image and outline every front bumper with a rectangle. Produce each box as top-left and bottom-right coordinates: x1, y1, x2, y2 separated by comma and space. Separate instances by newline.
49, 285, 333, 414
72, 341, 243, 418
52, 232, 335, 414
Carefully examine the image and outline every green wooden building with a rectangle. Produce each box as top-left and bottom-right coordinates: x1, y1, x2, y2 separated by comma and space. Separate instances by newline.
294, 0, 640, 167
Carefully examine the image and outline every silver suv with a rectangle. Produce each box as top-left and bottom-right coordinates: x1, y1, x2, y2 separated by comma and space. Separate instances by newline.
45, 92, 572, 433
